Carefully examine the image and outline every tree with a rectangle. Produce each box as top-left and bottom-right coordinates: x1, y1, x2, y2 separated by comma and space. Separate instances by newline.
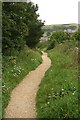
2, 2, 28, 55
24, 2, 44, 47
47, 30, 70, 50
72, 31, 80, 41
2, 2, 44, 55
50, 30, 69, 43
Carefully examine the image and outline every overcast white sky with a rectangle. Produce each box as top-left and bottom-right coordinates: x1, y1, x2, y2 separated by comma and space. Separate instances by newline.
31, 0, 79, 25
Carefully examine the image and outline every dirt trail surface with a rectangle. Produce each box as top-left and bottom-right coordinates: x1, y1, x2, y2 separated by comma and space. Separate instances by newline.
5, 52, 51, 118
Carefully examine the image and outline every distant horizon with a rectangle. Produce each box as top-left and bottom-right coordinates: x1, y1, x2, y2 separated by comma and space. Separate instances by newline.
43, 23, 78, 26
31, 0, 79, 25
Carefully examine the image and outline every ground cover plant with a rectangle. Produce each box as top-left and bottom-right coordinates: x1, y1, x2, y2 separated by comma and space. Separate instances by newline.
36, 40, 79, 118
2, 47, 42, 116
0, 52, 2, 119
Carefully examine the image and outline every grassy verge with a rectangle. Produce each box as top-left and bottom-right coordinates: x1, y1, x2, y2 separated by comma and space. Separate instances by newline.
2, 47, 42, 116
36, 40, 79, 118
0, 52, 2, 119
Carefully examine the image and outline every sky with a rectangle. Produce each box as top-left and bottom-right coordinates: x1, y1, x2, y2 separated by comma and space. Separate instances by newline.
31, 0, 79, 25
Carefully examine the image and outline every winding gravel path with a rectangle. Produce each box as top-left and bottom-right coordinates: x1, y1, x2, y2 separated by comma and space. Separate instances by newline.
5, 52, 51, 118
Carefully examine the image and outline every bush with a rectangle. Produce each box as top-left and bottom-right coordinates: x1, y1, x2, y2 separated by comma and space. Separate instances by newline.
2, 47, 42, 116
47, 40, 55, 50
50, 30, 70, 44
72, 31, 80, 41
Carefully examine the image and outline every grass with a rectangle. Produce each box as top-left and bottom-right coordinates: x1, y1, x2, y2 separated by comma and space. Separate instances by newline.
36, 40, 79, 118
0, 52, 2, 119
37, 41, 49, 51
2, 47, 42, 117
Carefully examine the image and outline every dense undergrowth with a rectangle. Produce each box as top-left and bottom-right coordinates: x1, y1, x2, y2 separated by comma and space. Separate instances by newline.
0, 52, 2, 119
2, 47, 42, 116
36, 40, 79, 118
37, 41, 49, 51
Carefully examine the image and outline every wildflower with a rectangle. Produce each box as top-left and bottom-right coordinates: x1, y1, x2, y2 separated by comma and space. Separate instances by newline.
11, 70, 13, 72
72, 91, 76, 95
57, 92, 59, 95
48, 95, 51, 99
72, 93, 75, 95
13, 73, 18, 77
62, 92, 64, 96
61, 88, 64, 91
47, 102, 50, 105
2, 84, 5, 88
18, 70, 21, 72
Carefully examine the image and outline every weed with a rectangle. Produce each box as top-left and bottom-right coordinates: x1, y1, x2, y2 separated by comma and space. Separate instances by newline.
36, 40, 79, 118
2, 47, 42, 116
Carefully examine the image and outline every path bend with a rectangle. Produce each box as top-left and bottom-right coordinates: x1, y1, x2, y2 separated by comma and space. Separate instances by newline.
5, 52, 51, 118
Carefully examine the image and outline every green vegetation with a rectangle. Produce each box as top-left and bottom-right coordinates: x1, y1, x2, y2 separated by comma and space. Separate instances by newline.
37, 41, 49, 51
2, 47, 42, 116
72, 31, 80, 41
2, 2, 79, 119
37, 30, 70, 51
2, 1, 44, 116
0, 53, 2, 119
36, 40, 79, 118
50, 30, 70, 43
43, 23, 78, 33
38, 30, 79, 51
2, 2, 44, 55
0, 2, 2, 119
47, 30, 70, 50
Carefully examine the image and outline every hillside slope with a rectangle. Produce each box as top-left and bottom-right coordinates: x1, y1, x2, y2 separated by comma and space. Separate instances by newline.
43, 23, 78, 33
36, 40, 79, 118
2, 47, 42, 116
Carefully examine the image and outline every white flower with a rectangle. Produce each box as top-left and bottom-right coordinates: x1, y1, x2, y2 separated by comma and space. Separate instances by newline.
47, 102, 50, 104
72, 92, 75, 95
2, 85, 5, 88
61, 89, 64, 91
72, 91, 76, 95
48, 95, 51, 98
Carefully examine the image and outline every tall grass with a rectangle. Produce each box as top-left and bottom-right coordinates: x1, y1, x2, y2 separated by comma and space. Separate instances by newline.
0, 52, 2, 119
2, 47, 42, 116
36, 40, 79, 118
37, 41, 49, 51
